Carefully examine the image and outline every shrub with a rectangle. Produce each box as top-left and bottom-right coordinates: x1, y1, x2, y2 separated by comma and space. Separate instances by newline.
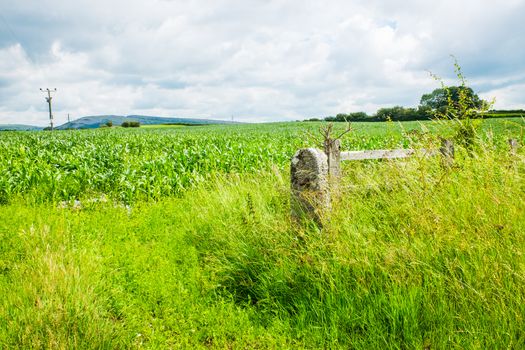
122, 121, 140, 128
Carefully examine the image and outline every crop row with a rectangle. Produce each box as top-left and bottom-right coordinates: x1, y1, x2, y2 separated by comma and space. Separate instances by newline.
0, 120, 521, 204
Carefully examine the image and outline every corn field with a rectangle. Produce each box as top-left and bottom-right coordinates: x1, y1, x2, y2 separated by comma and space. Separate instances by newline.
0, 120, 522, 204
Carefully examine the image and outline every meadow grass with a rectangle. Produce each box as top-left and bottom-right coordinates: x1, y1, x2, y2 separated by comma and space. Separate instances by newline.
1, 128, 523, 348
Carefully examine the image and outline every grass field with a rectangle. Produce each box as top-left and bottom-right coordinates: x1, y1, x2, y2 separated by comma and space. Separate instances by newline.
140, 124, 187, 129
0, 118, 524, 348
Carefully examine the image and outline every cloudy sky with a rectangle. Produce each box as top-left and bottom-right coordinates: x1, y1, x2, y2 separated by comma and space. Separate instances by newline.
0, 0, 524, 126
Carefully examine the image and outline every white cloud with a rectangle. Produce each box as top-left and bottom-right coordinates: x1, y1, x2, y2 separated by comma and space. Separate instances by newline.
0, 0, 524, 126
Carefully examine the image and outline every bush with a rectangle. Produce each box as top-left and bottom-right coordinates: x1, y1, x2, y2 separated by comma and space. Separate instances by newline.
375, 106, 430, 121
121, 121, 140, 128
325, 112, 371, 122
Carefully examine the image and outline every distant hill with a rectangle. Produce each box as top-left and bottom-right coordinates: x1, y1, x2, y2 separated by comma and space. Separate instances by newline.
0, 124, 43, 131
56, 115, 235, 130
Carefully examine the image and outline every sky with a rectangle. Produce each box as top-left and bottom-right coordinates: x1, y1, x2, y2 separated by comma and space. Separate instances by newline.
0, 0, 524, 126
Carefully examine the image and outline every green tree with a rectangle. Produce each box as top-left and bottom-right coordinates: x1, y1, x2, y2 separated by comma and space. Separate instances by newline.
324, 112, 370, 122
428, 58, 493, 150
420, 86, 484, 114
375, 106, 429, 121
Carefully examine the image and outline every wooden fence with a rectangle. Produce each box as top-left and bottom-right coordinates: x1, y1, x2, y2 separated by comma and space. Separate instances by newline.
291, 138, 519, 224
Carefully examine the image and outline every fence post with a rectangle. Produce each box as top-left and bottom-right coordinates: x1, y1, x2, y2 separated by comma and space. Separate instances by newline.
324, 138, 341, 178
291, 148, 330, 224
440, 139, 454, 167
509, 139, 518, 155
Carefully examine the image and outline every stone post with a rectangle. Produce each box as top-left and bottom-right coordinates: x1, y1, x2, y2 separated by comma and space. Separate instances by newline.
440, 139, 454, 167
291, 148, 330, 224
509, 139, 518, 155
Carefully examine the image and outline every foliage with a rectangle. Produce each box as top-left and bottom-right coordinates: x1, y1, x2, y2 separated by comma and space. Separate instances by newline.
375, 106, 432, 121
430, 59, 493, 149
0, 124, 308, 204
325, 112, 370, 122
314, 105, 520, 123
322, 108, 432, 122
0, 120, 522, 205
0, 138, 523, 348
420, 86, 484, 113
121, 121, 140, 128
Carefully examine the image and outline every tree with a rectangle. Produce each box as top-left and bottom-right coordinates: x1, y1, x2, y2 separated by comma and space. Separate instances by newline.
375, 106, 429, 121
122, 121, 140, 128
324, 112, 370, 122
419, 86, 483, 113
426, 58, 493, 149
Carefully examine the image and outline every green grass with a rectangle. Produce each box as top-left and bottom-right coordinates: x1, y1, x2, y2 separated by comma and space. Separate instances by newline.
482, 112, 525, 118
140, 124, 187, 129
0, 119, 524, 348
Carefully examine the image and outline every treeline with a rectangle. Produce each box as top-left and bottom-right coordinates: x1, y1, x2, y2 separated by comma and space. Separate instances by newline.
307, 108, 524, 123
121, 121, 141, 128
318, 107, 433, 122
305, 86, 524, 122
483, 109, 525, 115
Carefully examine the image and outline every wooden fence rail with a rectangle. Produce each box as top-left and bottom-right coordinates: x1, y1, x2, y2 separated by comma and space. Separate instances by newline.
341, 148, 438, 161
291, 138, 518, 224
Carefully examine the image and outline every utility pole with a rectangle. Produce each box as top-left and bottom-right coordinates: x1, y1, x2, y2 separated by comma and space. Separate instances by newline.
67, 113, 70, 123
40, 88, 56, 130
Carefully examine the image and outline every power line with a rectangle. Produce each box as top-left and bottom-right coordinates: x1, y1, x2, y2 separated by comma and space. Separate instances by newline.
0, 12, 19, 45
0, 10, 36, 67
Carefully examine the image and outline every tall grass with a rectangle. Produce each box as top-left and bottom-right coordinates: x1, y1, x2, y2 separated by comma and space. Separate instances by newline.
1, 132, 523, 348
193, 141, 524, 348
